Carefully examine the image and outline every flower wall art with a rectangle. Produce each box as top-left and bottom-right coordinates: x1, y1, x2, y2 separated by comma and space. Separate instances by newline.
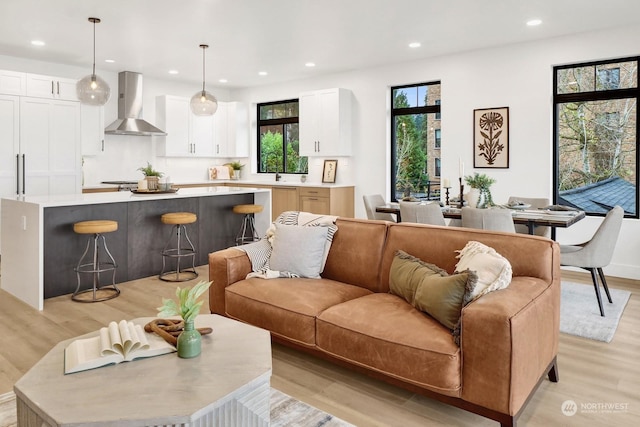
473, 107, 509, 168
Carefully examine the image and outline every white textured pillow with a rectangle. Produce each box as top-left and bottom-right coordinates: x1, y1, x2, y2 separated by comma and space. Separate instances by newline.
455, 241, 512, 304
269, 223, 328, 278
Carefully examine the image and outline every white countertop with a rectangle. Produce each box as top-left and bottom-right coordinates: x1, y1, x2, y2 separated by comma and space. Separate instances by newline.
2, 186, 271, 208
83, 179, 354, 191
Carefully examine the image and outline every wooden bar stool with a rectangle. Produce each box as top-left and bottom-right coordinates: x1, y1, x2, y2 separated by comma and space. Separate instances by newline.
160, 212, 198, 282
233, 204, 263, 245
72, 220, 120, 302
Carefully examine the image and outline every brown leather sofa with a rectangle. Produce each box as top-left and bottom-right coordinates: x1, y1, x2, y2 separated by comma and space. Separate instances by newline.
208, 217, 560, 427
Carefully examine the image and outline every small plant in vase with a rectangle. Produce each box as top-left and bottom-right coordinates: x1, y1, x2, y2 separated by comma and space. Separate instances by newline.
464, 173, 496, 208
137, 162, 164, 190
228, 161, 244, 180
157, 280, 212, 358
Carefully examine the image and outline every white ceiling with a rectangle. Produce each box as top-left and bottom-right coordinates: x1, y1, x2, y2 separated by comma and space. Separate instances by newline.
2, 0, 640, 88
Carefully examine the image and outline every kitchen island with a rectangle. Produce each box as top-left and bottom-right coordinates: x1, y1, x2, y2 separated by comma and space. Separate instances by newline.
1, 186, 271, 310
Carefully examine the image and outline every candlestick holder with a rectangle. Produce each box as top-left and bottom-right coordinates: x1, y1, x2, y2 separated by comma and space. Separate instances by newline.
458, 177, 465, 208
444, 187, 451, 206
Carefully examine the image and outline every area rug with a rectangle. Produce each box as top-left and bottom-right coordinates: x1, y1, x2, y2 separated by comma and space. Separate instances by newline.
0, 388, 353, 427
560, 281, 631, 343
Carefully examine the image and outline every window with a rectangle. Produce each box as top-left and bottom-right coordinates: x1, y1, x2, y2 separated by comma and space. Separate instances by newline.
257, 100, 308, 174
391, 82, 441, 201
553, 57, 638, 217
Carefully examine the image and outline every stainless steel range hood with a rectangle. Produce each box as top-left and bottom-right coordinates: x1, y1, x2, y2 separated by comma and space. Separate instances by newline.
105, 71, 167, 136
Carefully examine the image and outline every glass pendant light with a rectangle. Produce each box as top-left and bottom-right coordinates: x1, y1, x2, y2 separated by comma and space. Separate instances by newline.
190, 44, 218, 116
76, 17, 110, 106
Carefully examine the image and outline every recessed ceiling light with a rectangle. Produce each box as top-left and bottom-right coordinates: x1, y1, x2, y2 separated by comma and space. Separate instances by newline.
526, 19, 542, 26
31, 40, 45, 46
408, 42, 421, 48
104, 59, 115, 63
168, 70, 179, 75
219, 78, 228, 83
258, 71, 268, 76
305, 62, 316, 67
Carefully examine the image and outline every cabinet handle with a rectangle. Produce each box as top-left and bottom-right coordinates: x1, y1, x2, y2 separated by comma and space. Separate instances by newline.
216, 144, 219, 154
16, 154, 20, 195
317, 141, 320, 152
56, 81, 60, 95
308, 198, 319, 201
101, 139, 104, 152
51, 81, 54, 95
22, 154, 26, 194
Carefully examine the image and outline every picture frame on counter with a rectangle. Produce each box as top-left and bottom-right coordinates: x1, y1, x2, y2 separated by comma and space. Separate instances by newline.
322, 160, 338, 183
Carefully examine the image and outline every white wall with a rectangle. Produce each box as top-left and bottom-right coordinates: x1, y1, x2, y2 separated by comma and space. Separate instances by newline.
3, 23, 639, 280
231, 24, 640, 280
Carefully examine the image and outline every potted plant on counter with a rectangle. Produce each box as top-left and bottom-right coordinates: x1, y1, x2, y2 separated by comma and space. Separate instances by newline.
228, 161, 244, 180
464, 173, 496, 208
138, 162, 163, 190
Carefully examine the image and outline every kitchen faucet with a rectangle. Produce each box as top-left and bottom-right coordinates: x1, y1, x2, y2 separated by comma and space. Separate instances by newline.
275, 172, 281, 181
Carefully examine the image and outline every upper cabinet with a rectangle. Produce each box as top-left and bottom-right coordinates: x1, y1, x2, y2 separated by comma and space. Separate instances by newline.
0, 71, 26, 95
25, 73, 78, 101
213, 102, 249, 158
299, 88, 352, 156
156, 95, 248, 158
156, 95, 215, 157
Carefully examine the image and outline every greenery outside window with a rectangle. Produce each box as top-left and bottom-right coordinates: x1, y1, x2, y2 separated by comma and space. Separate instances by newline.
391, 82, 441, 201
257, 100, 308, 174
553, 57, 638, 217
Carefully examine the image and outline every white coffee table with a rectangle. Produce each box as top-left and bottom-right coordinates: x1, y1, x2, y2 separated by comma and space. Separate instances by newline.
14, 315, 272, 427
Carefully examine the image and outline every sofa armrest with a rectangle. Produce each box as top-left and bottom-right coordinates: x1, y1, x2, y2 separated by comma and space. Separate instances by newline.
460, 266, 560, 416
208, 248, 252, 315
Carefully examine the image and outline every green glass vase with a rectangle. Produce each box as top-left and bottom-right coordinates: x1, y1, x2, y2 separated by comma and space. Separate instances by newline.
177, 320, 201, 358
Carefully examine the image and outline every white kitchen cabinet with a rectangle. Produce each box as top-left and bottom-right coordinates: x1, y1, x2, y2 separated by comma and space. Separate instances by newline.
299, 88, 352, 156
26, 73, 78, 101
0, 95, 20, 197
80, 104, 105, 155
0, 70, 26, 95
0, 95, 20, 251
156, 95, 215, 157
19, 97, 81, 196
213, 102, 249, 158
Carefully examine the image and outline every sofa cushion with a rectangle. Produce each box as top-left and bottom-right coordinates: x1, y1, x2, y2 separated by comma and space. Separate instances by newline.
317, 293, 461, 396
389, 250, 471, 330
269, 223, 328, 278
225, 278, 372, 346
322, 218, 389, 292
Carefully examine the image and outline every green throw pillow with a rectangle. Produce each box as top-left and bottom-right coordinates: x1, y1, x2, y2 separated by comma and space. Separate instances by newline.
389, 250, 472, 330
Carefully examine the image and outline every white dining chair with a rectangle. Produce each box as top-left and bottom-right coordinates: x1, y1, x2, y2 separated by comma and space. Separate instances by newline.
363, 194, 397, 222
398, 201, 446, 225
560, 205, 624, 316
508, 196, 550, 237
461, 207, 515, 232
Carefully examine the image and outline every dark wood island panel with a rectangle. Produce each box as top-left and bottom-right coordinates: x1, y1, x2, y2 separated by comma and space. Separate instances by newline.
43, 193, 253, 298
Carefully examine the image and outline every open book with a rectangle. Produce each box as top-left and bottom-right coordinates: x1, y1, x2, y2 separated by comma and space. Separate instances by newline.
64, 320, 176, 374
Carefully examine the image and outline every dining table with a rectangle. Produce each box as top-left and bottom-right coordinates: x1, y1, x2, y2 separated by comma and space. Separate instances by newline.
375, 202, 586, 235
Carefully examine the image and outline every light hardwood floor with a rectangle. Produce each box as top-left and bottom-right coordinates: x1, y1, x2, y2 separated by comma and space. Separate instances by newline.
1, 266, 638, 426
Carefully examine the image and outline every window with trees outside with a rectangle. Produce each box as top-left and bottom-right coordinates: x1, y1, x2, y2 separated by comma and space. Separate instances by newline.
257, 100, 308, 174
391, 82, 441, 201
553, 57, 638, 217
